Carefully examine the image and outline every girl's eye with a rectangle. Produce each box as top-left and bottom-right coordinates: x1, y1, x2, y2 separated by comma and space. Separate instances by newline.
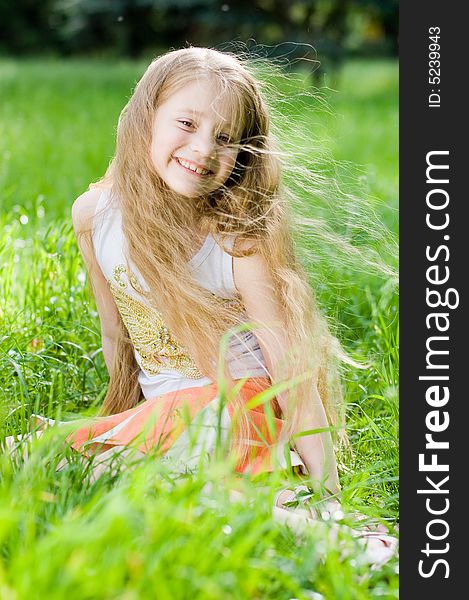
217, 134, 231, 144
179, 120, 193, 128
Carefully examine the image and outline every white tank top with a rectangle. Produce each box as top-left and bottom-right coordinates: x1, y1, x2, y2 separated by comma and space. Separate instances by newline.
92, 189, 269, 399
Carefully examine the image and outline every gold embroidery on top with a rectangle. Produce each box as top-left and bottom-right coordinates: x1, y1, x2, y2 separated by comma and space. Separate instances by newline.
109, 264, 203, 378
113, 263, 147, 295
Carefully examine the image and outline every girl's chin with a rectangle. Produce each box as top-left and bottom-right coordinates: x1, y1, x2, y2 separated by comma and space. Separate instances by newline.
168, 184, 206, 199
166, 179, 219, 199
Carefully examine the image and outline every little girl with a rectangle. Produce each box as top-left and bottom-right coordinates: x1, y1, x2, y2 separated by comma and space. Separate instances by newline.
9, 48, 392, 551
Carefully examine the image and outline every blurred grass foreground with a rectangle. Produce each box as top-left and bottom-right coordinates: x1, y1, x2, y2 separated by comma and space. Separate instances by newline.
0, 58, 398, 599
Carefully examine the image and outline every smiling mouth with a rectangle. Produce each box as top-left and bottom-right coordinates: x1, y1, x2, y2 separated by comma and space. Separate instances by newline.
175, 157, 212, 176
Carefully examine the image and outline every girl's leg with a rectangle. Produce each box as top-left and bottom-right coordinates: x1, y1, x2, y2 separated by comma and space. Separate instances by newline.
3, 430, 46, 461
230, 485, 397, 567
85, 446, 146, 483
4, 425, 146, 485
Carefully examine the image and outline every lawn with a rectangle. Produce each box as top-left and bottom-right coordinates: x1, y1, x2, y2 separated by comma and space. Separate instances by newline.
0, 57, 398, 599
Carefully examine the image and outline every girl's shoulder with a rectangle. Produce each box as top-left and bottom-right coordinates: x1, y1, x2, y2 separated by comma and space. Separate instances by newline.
71, 186, 112, 234
231, 238, 269, 296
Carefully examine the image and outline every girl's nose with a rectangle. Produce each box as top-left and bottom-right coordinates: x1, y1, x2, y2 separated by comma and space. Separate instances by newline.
190, 131, 215, 158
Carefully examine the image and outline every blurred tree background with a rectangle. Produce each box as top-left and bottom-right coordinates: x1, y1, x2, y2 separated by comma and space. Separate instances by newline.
0, 0, 397, 68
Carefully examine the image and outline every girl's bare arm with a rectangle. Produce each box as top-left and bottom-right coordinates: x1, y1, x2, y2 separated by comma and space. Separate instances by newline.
71, 189, 121, 374
233, 249, 340, 495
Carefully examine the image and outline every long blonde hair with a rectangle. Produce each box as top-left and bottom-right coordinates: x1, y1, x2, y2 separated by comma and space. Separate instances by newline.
91, 47, 346, 448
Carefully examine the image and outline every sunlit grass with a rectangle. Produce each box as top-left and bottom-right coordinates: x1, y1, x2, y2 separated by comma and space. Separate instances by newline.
0, 58, 398, 598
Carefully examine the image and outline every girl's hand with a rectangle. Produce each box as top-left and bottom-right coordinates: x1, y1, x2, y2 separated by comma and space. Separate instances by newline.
274, 485, 343, 521
311, 496, 344, 521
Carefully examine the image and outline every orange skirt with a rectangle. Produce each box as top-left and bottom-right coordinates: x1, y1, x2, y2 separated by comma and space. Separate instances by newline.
65, 377, 286, 476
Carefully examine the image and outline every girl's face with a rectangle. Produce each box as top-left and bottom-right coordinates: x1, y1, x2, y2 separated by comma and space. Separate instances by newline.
150, 79, 242, 198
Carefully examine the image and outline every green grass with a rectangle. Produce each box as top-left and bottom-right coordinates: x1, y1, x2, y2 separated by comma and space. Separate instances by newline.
0, 58, 398, 598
